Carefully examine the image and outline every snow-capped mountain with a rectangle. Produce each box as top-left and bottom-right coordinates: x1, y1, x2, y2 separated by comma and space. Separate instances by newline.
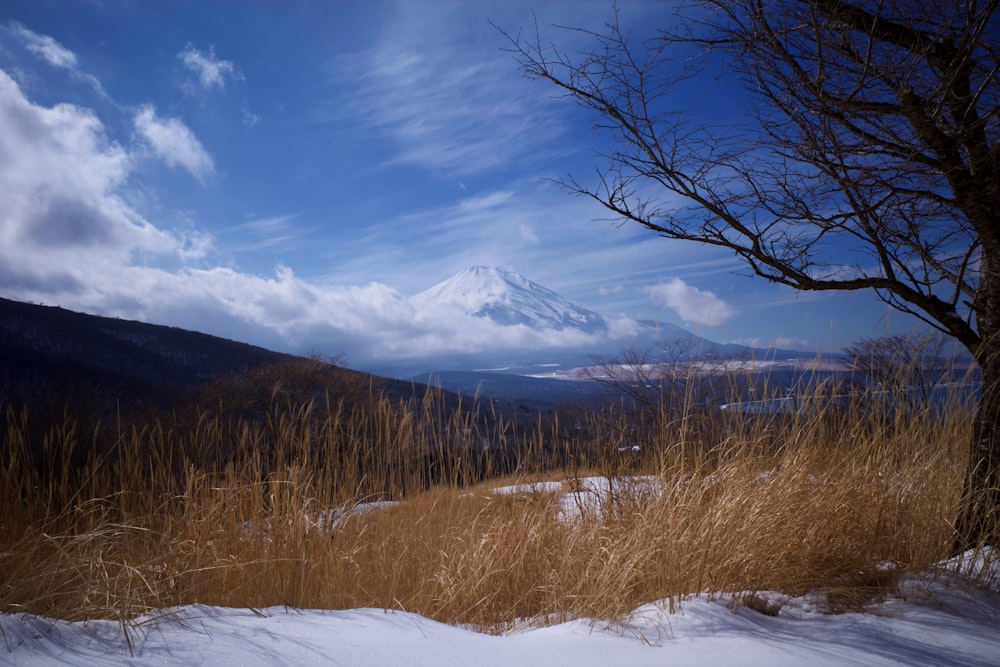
374, 266, 811, 379
410, 266, 607, 334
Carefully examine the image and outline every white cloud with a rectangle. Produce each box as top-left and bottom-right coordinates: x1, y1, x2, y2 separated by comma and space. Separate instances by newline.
645, 278, 735, 326
178, 44, 238, 91
728, 337, 765, 349
134, 105, 214, 181
606, 314, 642, 339
0, 16, 762, 367
0, 68, 192, 293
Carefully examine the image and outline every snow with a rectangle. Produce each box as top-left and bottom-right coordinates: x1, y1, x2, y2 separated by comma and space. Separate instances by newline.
2, 563, 998, 666
491, 480, 567, 496
410, 266, 607, 333
488, 476, 669, 521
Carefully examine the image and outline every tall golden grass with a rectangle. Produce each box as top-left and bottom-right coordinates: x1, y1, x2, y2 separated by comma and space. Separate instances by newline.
0, 366, 991, 634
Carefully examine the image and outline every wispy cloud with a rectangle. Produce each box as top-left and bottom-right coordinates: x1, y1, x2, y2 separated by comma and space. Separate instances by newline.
178, 44, 239, 92
241, 103, 260, 128
9, 23, 108, 98
326, 4, 568, 176
315, 182, 601, 292
14, 24, 75, 68
645, 278, 735, 326
741, 286, 830, 309
306, 2, 744, 321
134, 105, 214, 182
241, 214, 300, 234
225, 214, 304, 252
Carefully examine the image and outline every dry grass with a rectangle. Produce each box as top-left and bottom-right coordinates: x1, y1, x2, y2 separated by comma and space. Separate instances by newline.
0, 372, 990, 634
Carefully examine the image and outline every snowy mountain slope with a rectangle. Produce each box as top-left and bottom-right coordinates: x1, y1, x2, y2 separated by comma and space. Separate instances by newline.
410, 266, 607, 333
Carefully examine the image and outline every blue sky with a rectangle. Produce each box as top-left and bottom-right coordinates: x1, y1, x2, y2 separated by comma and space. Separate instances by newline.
0, 0, 926, 367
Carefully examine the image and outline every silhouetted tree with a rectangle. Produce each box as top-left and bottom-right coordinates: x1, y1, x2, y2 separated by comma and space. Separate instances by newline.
503, 0, 999, 548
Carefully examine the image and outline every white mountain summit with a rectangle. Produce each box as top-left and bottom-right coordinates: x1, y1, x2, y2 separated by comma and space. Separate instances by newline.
410, 266, 607, 334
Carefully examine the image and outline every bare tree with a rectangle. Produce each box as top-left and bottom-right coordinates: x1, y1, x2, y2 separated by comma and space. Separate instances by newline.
845, 332, 960, 413
586, 341, 748, 415
584, 342, 702, 415
586, 343, 753, 465
502, 0, 999, 548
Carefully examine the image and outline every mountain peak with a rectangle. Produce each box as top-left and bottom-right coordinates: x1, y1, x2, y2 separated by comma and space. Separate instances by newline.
456, 266, 531, 289
410, 266, 607, 333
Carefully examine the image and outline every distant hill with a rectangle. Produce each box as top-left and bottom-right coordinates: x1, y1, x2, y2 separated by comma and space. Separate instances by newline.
0, 297, 300, 413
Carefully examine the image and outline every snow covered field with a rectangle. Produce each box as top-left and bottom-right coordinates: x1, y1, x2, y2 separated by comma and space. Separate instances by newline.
2, 551, 997, 666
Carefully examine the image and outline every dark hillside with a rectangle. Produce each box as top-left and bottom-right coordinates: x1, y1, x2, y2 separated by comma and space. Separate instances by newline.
0, 296, 297, 413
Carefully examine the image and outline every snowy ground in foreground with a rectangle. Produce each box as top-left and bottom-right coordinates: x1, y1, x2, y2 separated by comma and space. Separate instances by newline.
2, 553, 998, 667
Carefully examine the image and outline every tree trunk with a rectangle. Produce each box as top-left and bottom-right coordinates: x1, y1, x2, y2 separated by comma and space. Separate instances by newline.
954, 264, 1000, 552
954, 358, 1000, 551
